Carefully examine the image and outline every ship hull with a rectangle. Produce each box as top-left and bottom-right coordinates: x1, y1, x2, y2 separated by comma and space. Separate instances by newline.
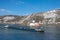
7, 25, 44, 32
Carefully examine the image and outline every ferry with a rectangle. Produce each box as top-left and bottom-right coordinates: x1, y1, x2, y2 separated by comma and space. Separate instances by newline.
1, 20, 44, 32
3, 23, 44, 32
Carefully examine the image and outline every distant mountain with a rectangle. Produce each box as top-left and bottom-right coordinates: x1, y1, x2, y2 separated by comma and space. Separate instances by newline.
0, 9, 60, 24
25, 9, 60, 24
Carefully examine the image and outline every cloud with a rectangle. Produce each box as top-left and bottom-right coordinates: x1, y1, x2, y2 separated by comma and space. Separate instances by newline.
19, 1, 24, 4
0, 9, 12, 15
16, 1, 24, 5
0, 9, 6, 12
0, 9, 12, 12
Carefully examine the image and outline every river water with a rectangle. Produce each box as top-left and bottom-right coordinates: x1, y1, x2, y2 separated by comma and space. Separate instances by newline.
0, 24, 60, 40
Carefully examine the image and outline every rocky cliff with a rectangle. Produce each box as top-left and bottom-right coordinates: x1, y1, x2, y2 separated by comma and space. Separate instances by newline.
0, 9, 60, 25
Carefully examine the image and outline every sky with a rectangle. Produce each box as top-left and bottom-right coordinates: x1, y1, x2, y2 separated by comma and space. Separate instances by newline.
0, 0, 60, 16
